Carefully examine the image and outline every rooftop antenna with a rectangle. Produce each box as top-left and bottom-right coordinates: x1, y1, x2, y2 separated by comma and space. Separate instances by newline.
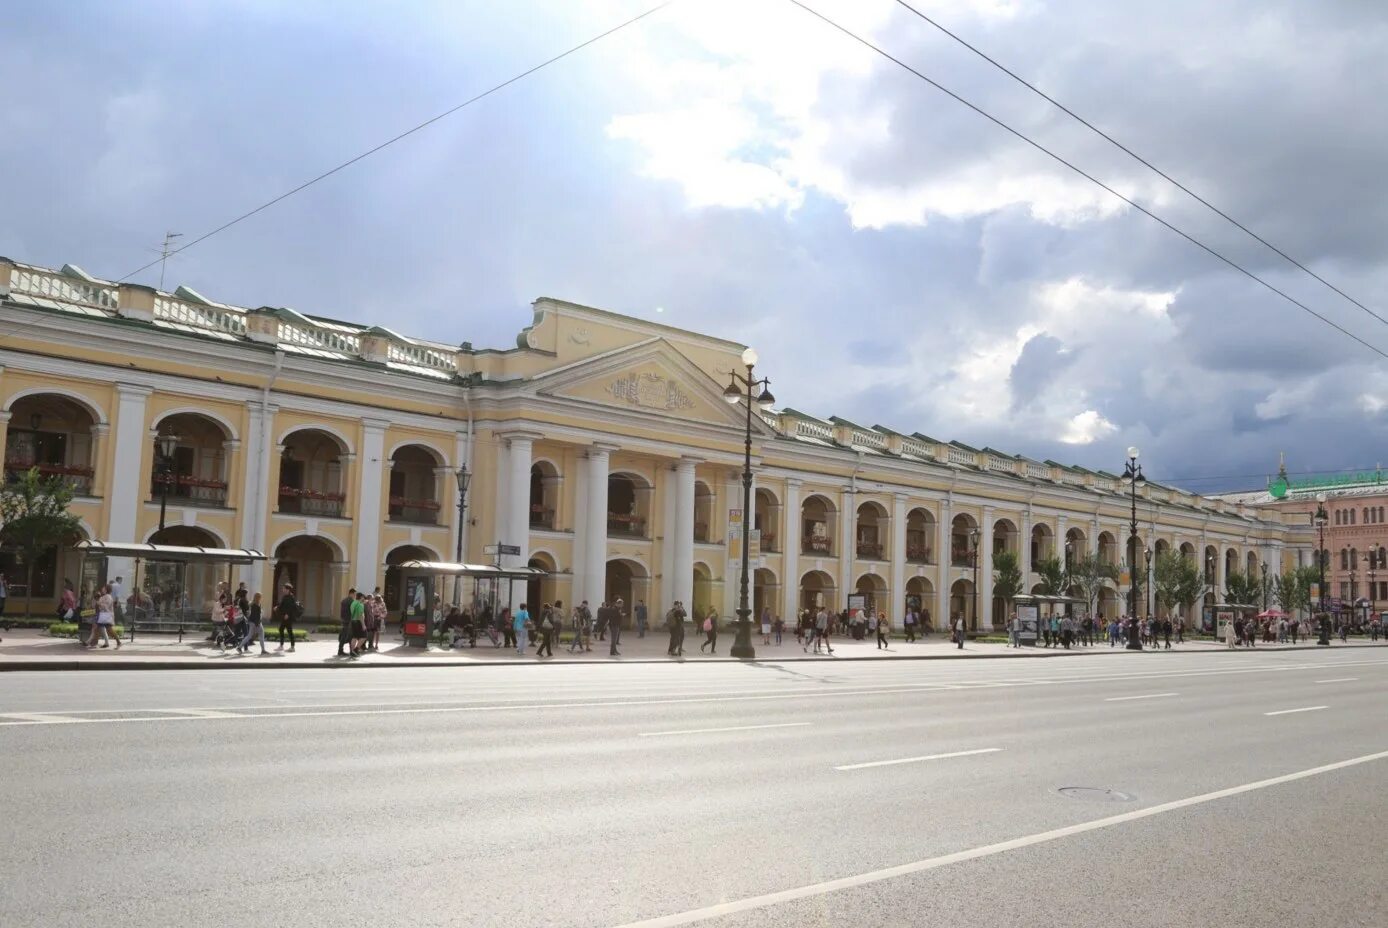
156, 232, 182, 290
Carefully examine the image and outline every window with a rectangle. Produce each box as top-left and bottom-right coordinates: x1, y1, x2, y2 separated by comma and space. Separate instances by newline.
1341, 548, 1349, 570
1351, 548, 1359, 570
1351, 509, 1357, 525
1335, 510, 1341, 525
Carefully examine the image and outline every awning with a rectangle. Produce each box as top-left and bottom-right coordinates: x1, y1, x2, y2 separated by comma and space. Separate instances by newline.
75, 540, 267, 565
395, 560, 546, 579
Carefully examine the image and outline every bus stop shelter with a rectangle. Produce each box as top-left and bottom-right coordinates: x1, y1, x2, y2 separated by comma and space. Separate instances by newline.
1012, 594, 1087, 645
394, 560, 546, 648
74, 540, 266, 642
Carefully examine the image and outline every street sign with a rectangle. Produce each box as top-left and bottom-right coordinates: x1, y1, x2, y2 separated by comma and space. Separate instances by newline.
498, 544, 521, 556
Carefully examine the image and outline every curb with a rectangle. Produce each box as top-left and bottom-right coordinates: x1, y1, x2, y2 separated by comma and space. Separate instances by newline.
0, 642, 1380, 671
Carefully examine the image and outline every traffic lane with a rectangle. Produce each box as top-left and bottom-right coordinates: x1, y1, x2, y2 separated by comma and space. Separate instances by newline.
692, 760, 1388, 928
5, 677, 1383, 927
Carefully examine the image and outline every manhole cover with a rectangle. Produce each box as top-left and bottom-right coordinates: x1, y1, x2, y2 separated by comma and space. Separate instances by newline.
1058, 787, 1135, 802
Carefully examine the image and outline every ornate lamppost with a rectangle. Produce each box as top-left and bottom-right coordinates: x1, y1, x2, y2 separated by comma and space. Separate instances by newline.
969, 526, 980, 637
154, 431, 180, 532
452, 463, 471, 604
1315, 494, 1330, 645
722, 347, 775, 659
1144, 545, 1153, 622
1368, 542, 1378, 627
1124, 447, 1145, 649
1260, 559, 1269, 612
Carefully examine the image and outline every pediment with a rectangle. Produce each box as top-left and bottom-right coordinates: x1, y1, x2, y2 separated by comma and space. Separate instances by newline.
530, 339, 771, 432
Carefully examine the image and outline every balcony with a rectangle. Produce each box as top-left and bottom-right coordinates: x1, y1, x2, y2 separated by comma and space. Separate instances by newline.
951, 548, 976, 568
760, 533, 779, 553
5, 461, 94, 496
529, 504, 555, 530
607, 513, 647, 538
803, 536, 832, 555
906, 545, 934, 564
151, 474, 228, 507
695, 521, 711, 543
389, 496, 440, 524
856, 541, 884, 560
278, 486, 346, 518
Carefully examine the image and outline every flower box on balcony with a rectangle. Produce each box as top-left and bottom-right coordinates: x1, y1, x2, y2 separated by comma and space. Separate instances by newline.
803, 537, 832, 554
389, 496, 440, 511
857, 543, 884, 559
279, 486, 346, 502
907, 546, 933, 562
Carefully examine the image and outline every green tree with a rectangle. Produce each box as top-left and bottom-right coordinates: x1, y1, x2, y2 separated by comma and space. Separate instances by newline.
1224, 568, 1261, 608
1070, 553, 1119, 619
1275, 566, 1317, 617
1154, 551, 1205, 622
1033, 556, 1068, 596
992, 550, 1023, 615
0, 468, 83, 618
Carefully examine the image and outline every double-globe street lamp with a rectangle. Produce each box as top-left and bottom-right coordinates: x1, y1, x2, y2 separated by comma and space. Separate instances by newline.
1124, 446, 1145, 650
153, 431, 180, 532
722, 347, 775, 659
969, 527, 981, 637
452, 463, 471, 605
1314, 494, 1330, 646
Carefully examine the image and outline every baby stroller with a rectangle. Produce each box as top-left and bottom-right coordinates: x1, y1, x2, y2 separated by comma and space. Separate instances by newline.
213, 604, 246, 651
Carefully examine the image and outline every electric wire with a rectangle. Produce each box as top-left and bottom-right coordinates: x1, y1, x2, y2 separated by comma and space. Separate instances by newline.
786, 0, 1388, 362
890, 0, 1388, 333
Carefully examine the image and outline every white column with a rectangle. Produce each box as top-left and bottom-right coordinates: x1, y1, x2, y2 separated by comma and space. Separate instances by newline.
353, 419, 388, 590
839, 486, 855, 611
1215, 543, 1227, 605
1020, 511, 1033, 581
781, 478, 801, 620
108, 384, 151, 542
659, 463, 676, 612
890, 493, 907, 624
239, 403, 265, 553
935, 499, 950, 631
673, 457, 697, 614
578, 443, 615, 609
502, 432, 538, 569
979, 506, 995, 631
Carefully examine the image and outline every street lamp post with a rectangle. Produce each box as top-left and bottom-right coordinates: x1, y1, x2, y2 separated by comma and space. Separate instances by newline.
1315, 494, 1330, 646
967, 527, 981, 638
722, 347, 775, 659
452, 463, 471, 605
1124, 447, 1145, 650
154, 432, 180, 532
1144, 546, 1153, 622
1368, 543, 1377, 627
1260, 560, 1269, 612
1206, 554, 1216, 635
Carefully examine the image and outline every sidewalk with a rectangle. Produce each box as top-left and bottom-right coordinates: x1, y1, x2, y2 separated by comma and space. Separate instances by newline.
0, 626, 1381, 670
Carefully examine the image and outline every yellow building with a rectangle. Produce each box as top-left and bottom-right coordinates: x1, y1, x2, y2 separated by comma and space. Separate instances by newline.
0, 257, 1312, 626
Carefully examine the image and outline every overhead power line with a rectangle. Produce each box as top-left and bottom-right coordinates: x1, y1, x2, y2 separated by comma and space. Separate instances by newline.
785, 0, 1388, 362
890, 0, 1388, 333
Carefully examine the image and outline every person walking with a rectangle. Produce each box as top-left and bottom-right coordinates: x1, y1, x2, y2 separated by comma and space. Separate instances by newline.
514, 602, 531, 655
238, 592, 268, 654
635, 600, 648, 638
876, 611, 890, 649
760, 606, 773, 645
535, 603, 555, 658
1006, 612, 1018, 648
952, 613, 964, 649
349, 591, 367, 657
84, 584, 121, 649
275, 583, 299, 652
502, 605, 517, 649
337, 588, 355, 657
700, 610, 718, 653
903, 607, 916, 643
1175, 616, 1185, 644
607, 600, 622, 656
814, 607, 833, 655
773, 613, 784, 645
0, 572, 7, 635
665, 601, 685, 656
1162, 616, 1173, 650
595, 600, 609, 641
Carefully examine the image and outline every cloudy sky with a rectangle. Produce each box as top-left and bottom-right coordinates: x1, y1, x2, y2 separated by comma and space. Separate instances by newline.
5, 0, 1388, 492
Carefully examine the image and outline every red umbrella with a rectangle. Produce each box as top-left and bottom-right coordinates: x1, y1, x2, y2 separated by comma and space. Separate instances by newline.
1256, 609, 1287, 619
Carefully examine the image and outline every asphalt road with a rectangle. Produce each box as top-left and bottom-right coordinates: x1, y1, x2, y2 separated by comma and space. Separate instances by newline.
2, 649, 1385, 927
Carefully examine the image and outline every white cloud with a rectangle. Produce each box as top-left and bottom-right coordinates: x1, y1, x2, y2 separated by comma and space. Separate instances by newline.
1060, 409, 1117, 444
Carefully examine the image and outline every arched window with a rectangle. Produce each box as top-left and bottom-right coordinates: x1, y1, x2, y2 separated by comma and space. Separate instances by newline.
1334, 510, 1341, 525
1351, 509, 1357, 525
1351, 547, 1359, 570
1341, 548, 1349, 570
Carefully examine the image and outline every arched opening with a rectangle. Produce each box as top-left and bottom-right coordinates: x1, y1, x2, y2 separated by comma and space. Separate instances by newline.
143, 526, 225, 619
694, 480, 714, 543
0, 519, 88, 615
801, 495, 837, 556
604, 558, 648, 626
754, 488, 780, 553
1098, 586, 1119, 620
529, 461, 559, 530
150, 413, 231, 507
388, 444, 443, 524
906, 508, 935, 564
949, 578, 975, 631
1064, 527, 1087, 570
1154, 538, 1170, 560
799, 569, 835, 615
1180, 541, 1196, 561
692, 561, 715, 618
4, 393, 100, 495
607, 473, 651, 538
905, 576, 934, 630
753, 567, 778, 619
1225, 547, 1239, 580
272, 535, 340, 622
384, 544, 438, 618
278, 429, 347, 517
992, 518, 1018, 558
1030, 523, 1054, 565
526, 552, 558, 612
854, 572, 887, 618
1098, 532, 1119, 567
856, 501, 888, 560
1246, 550, 1259, 577
951, 514, 979, 567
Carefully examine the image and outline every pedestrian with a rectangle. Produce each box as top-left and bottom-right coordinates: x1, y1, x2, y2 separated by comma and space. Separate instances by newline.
1175, 616, 1185, 644
635, 599, 648, 638
1371, 616, 1381, 641
0, 571, 8, 636
514, 602, 531, 655
82, 583, 119, 648
502, 605, 517, 649
665, 601, 684, 656
773, 613, 784, 645
921, 607, 932, 638
535, 603, 555, 658
349, 591, 367, 657
1006, 611, 1018, 648
607, 600, 622, 656
876, 611, 889, 649
1162, 617, 1172, 650
338, 588, 356, 657
595, 600, 609, 641
760, 606, 772, 645
700, 610, 718, 653
953, 613, 964, 649
109, 575, 125, 630
275, 582, 299, 652
904, 607, 917, 643
371, 593, 387, 650
1060, 615, 1074, 649
238, 592, 268, 654
813, 607, 833, 654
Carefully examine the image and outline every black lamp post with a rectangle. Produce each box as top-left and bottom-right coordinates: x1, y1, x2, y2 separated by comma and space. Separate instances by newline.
1260, 560, 1269, 612
969, 527, 980, 635
1124, 447, 1145, 649
452, 463, 471, 604
722, 347, 775, 659
1206, 554, 1216, 635
1315, 494, 1330, 645
1144, 546, 1153, 621
1368, 544, 1377, 627
154, 432, 180, 532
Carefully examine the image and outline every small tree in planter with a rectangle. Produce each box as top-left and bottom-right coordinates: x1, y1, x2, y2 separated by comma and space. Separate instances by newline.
992, 551, 1024, 619
0, 468, 83, 618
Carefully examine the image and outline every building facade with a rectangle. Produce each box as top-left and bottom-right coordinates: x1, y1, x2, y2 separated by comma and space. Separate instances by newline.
1, 257, 1312, 626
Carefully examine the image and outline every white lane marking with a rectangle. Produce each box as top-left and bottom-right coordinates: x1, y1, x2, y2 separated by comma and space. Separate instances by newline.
158, 708, 243, 719
0, 712, 82, 723
1104, 693, 1178, 702
1264, 705, 1329, 716
835, 748, 1003, 771
639, 722, 810, 738
610, 749, 1388, 928
1315, 678, 1358, 683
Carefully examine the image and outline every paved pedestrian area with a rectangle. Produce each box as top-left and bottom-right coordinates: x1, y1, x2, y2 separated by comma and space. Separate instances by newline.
0, 624, 1380, 669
